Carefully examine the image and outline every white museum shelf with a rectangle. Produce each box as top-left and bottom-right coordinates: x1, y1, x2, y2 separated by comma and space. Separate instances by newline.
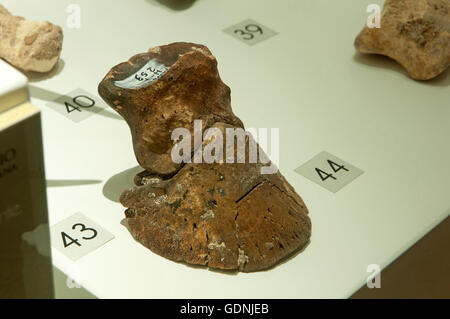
3, 0, 449, 298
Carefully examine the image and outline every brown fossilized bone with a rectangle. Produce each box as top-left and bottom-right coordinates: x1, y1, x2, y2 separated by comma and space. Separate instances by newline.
355, 0, 449, 80
98, 42, 311, 272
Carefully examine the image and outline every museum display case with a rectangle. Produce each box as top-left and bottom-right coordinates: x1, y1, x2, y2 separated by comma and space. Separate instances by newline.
0, 0, 448, 300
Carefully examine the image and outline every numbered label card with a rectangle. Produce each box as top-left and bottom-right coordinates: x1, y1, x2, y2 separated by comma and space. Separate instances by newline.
223, 19, 278, 46
295, 151, 364, 193
46, 88, 105, 123
51, 212, 114, 261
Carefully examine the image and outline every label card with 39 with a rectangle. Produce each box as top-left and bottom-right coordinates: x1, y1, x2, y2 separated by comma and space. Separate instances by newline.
295, 151, 364, 193
223, 19, 278, 46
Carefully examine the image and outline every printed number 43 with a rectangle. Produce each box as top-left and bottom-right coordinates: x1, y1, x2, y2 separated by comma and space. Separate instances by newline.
316, 160, 349, 182
61, 223, 98, 248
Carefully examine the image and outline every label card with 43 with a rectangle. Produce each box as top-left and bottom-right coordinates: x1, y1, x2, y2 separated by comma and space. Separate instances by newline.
223, 19, 278, 46
50, 212, 114, 261
295, 151, 364, 193
45, 88, 106, 123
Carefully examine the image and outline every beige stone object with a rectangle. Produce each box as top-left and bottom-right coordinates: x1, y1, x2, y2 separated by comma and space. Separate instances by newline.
355, 0, 450, 80
0, 5, 63, 73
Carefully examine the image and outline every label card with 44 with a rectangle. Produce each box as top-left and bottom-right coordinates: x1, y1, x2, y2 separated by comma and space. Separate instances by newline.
295, 151, 364, 193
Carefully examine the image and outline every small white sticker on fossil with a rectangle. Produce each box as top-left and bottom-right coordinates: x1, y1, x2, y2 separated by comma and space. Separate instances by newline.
114, 59, 169, 89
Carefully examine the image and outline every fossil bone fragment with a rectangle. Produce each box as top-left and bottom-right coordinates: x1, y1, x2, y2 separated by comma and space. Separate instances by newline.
355, 0, 450, 80
99, 43, 311, 272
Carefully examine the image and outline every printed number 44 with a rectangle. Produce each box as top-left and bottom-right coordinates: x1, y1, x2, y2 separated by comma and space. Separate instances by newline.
61, 223, 98, 248
316, 160, 349, 182
65, 95, 95, 113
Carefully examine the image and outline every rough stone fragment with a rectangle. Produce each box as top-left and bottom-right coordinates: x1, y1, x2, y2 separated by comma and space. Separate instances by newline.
0, 5, 63, 73
355, 0, 450, 80
98, 43, 311, 272
99, 43, 243, 177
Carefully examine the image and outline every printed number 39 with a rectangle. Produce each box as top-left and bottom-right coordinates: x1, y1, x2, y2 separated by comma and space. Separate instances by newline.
234, 24, 263, 40
61, 223, 98, 248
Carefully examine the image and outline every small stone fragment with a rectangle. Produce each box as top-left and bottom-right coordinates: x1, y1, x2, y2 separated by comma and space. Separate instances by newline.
0, 5, 63, 72
99, 42, 243, 176
354, 0, 449, 80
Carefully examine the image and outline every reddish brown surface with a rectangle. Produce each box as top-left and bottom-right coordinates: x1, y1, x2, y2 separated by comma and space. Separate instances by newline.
99, 43, 242, 176
99, 43, 311, 272
352, 216, 450, 298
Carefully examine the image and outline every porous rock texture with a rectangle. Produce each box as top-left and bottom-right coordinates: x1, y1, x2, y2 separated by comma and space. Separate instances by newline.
355, 0, 450, 80
98, 43, 311, 272
0, 5, 63, 73
99, 43, 243, 176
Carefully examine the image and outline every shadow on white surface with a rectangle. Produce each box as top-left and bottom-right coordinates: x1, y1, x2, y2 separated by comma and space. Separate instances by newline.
53, 266, 97, 299
353, 53, 450, 87
145, 0, 197, 11
24, 59, 65, 83
426, 67, 450, 87
46, 179, 102, 187
103, 166, 143, 203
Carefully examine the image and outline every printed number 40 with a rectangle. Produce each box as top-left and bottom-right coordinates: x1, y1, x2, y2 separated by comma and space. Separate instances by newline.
65, 95, 95, 113
316, 160, 349, 182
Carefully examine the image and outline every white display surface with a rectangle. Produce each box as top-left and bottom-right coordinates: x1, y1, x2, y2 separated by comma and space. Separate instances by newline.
3, 0, 449, 298
0, 59, 28, 112
0, 60, 27, 97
